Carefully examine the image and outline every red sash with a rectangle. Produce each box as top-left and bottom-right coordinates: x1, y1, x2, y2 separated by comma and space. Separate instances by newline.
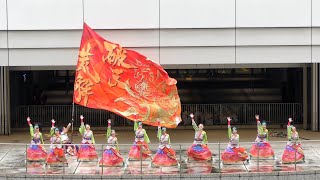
162, 147, 176, 160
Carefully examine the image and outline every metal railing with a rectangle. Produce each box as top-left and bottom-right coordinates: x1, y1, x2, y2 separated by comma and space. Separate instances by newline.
11, 103, 302, 128
0, 140, 318, 177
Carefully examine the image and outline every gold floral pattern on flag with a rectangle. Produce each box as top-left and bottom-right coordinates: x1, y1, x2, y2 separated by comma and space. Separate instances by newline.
74, 23, 181, 128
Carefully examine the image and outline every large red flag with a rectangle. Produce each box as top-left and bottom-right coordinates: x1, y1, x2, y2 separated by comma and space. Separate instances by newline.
73, 23, 181, 128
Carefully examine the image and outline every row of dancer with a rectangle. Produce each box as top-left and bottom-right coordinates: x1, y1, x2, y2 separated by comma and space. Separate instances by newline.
26, 114, 305, 167
221, 115, 305, 164
27, 115, 115, 166
129, 114, 305, 165
26, 115, 178, 167
27, 117, 76, 165
250, 115, 304, 164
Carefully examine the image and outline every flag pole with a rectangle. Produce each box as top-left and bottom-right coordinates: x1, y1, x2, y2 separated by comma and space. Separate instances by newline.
71, 22, 84, 143
71, 101, 75, 142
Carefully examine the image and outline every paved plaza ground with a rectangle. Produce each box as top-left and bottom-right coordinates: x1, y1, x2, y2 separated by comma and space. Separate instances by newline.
1, 127, 320, 177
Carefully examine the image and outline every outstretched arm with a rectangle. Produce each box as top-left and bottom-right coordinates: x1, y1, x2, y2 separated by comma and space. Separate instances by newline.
156, 119, 161, 141
133, 113, 138, 131
190, 114, 199, 131
157, 126, 161, 141
63, 123, 71, 134
228, 126, 231, 139
257, 123, 263, 135
227, 117, 232, 139
50, 128, 54, 136
50, 119, 55, 136
192, 120, 199, 131
256, 116, 262, 131
27, 117, 34, 138
79, 115, 85, 136
106, 119, 111, 142
287, 118, 292, 140
255, 115, 264, 136
79, 124, 85, 136
255, 115, 260, 127
134, 120, 138, 132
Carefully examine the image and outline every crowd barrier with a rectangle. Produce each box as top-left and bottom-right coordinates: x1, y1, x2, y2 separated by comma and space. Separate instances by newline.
12, 103, 302, 128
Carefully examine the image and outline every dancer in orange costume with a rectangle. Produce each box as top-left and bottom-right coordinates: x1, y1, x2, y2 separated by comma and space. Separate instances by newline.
152, 119, 179, 167
221, 117, 249, 164
77, 115, 98, 161
250, 115, 275, 159
99, 119, 124, 167
61, 122, 78, 156
46, 119, 67, 165
128, 118, 151, 160
186, 113, 212, 161
281, 118, 305, 164
26, 117, 47, 161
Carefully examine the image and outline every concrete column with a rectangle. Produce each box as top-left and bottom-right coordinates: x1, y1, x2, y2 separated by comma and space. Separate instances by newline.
303, 64, 308, 130
311, 63, 319, 131
0, 66, 10, 135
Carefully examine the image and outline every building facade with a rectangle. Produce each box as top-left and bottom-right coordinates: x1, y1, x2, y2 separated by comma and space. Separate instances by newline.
0, 0, 320, 134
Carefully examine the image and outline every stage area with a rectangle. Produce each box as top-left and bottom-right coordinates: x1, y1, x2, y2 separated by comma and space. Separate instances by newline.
1, 128, 320, 178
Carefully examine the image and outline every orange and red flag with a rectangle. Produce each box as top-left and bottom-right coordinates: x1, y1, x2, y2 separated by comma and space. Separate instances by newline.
73, 23, 181, 128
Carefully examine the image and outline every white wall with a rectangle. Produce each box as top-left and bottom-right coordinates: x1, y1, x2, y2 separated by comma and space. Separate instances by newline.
160, 47, 235, 65
237, 0, 311, 27
160, 0, 235, 28
5, 0, 316, 29
84, 0, 159, 29
0, 0, 7, 66
0, 0, 7, 31
314, 0, 320, 26
7, 0, 83, 30
0, 0, 319, 67
313, 28, 320, 62
160, 29, 235, 47
237, 46, 312, 64
0, 31, 7, 48
236, 28, 311, 46
0, 49, 8, 66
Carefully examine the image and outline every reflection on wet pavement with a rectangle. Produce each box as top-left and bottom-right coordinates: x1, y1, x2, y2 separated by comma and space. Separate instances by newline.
1, 142, 320, 175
